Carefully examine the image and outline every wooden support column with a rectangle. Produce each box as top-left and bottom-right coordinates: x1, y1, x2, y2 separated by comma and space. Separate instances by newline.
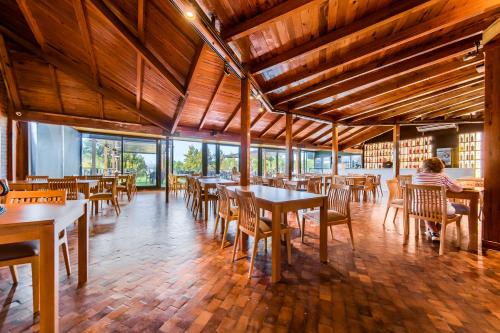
392, 124, 400, 178
15, 121, 29, 180
165, 136, 169, 203
285, 113, 293, 180
482, 19, 500, 250
240, 77, 251, 186
331, 123, 339, 176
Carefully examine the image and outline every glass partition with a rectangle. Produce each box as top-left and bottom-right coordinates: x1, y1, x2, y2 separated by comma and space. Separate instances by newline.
123, 138, 157, 187
250, 148, 258, 176
207, 143, 217, 176
277, 151, 286, 174
173, 140, 202, 174
220, 145, 239, 179
81, 133, 121, 176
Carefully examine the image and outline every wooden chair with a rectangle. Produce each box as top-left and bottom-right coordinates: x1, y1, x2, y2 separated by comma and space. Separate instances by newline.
48, 178, 81, 200
82, 175, 102, 194
348, 177, 365, 202
362, 176, 377, 203
383, 179, 404, 225
273, 178, 285, 188
374, 174, 383, 197
89, 177, 120, 215
232, 189, 292, 278
251, 176, 263, 185
185, 176, 195, 207
333, 175, 346, 185
25, 175, 48, 182
403, 184, 462, 255
213, 184, 239, 249
191, 180, 217, 217
306, 178, 322, 194
117, 175, 132, 201
301, 184, 354, 249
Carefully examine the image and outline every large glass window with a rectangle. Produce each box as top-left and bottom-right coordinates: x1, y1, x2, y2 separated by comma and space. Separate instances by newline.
173, 140, 202, 174
250, 148, 258, 176
81, 133, 121, 176
263, 149, 277, 176
277, 151, 286, 174
207, 143, 217, 176
301, 151, 315, 173
123, 138, 157, 187
219, 145, 239, 179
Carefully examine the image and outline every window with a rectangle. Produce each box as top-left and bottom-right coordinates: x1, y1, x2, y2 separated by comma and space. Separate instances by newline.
301, 151, 315, 173
277, 151, 286, 174
263, 149, 277, 176
219, 145, 239, 179
123, 138, 157, 187
81, 133, 121, 176
250, 148, 258, 176
173, 140, 202, 174
207, 144, 217, 176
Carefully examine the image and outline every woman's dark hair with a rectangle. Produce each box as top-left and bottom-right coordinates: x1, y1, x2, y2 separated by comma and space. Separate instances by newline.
421, 157, 445, 173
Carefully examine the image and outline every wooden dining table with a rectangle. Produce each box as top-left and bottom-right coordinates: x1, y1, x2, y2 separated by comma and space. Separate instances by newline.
0, 200, 89, 333
447, 187, 482, 252
9, 180, 99, 199
198, 178, 238, 220
226, 185, 328, 283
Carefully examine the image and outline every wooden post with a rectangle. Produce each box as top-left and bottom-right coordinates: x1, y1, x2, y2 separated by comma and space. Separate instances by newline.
331, 123, 339, 176
240, 77, 251, 186
392, 124, 400, 178
482, 20, 500, 250
297, 149, 302, 175
165, 136, 169, 203
15, 121, 29, 180
285, 113, 293, 180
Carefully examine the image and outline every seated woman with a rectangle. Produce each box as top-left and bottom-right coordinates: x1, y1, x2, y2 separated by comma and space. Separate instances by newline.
413, 157, 469, 241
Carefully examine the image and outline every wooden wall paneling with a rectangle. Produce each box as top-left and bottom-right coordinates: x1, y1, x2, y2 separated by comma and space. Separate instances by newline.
198, 72, 226, 129
392, 124, 400, 178
87, 0, 185, 95
240, 77, 251, 186
331, 123, 338, 175
285, 113, 293, 180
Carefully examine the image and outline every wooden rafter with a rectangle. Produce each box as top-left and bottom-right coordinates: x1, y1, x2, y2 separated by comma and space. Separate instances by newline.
290, 36, 479, 110
136, 0, 145, 112
444, 105, 484, 119
16, 0, 46, 48
222, 102, 241, 132
222, 0, 313, 42
273, 118, 299, 139
171, 43, 206, 134
0, 25, 167, 129
421, 98, 485, 120
400, 94, 485, 121
198, 71, 226, 130
263, 5, 498, 93
88, 0, 185, 95
258, 114, 282, 138
298, 123, 328, 143
48, 64, 64, 113
339, 127, 392, 151
311, 126, 332, 144
0, 34, 22, 109
250, 110, 266, 129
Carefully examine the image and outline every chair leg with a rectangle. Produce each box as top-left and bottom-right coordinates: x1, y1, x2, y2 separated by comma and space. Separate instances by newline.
60, 230, 72, 276
347, 220, 355, 250
301, 216, 306, 243
9, 265, 18, 284
295, 211, 301, 235
286, 232, 292, 265
383, 206, 390, 225
114, 199, 120, 215
31, 258, 40, 313
392, 208, 399, 225
264, 237, 267, 253
329, 226, 334, 240
248, 237, 259, 279
221, 218, 230, 250
232, 230, 241, 262
456, 218, 462, 249
213, 214, 220, 239
439, 223, 446, 255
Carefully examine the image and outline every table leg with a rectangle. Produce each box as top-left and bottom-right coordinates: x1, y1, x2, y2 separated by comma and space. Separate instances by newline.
271, 205, 281, 283
78, 203, 89, 286
39, 224, 59, 333
83, 183, 90, 199
467, 196, 479, 252
204, 187, 209, 221
320, 197, 328, 263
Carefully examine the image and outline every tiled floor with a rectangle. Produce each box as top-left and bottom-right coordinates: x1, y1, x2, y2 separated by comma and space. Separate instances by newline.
0, 191, 499, 332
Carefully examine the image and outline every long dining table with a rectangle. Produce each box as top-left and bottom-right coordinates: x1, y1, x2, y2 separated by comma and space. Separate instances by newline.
226, 185, 328, 283
0, 200, 89, 333
198, 178, 238, 220
447, 187, 482, 252
9, 180, 99, 199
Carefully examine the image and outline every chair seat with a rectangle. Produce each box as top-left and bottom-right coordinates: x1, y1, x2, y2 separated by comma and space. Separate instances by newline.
89, 192, 113, 200
303, 209, 347, 223
0, 241, 39, 261
230, 207, 239, 216
391, 198, 404, 206
259, 216, 289, 233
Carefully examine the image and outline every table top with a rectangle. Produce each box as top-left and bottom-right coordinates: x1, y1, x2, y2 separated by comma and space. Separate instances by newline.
0, 200, 87, 228
198, 178, 238, 185
226, 185, 326, 204
10, 179, 98, 185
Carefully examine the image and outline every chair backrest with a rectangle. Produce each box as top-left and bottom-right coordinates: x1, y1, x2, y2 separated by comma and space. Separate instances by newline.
333, 175, 346, 185
386, 178, 401, 202
364, 176, 375, 188
274, 178, 285, 188
284, 181, 297, 191
306, 178, 322, 194
216, 184, 231, 217
398, 175, 413, 187
327, 184, 351, 218
404, 184, 447, 223
252, 176, 263, 185
6, 190, 66, 204
98, 177, 117, 196
26, 175, 48, 183
48, 178, 78, 200
235, 189, 259, 236
374, 174, 382, 185
192, 172, 201, 177
64, 175, 78, 179
84, 175, 103, 181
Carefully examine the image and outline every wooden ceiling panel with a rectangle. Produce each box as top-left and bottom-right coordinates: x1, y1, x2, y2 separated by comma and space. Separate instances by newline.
103, 0, 138, 32
141, 63, 179, 119
0, 0, 37, 45
56, 69, 101, 118
103, 97, 142, 124
203, 76, 241, 131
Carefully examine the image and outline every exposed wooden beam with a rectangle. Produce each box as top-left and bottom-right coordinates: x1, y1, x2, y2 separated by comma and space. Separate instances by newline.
298, 123, 328, 143
258, 114, 282, 138
0, 25, 168, 129
13, 109, 164, 135
392, 125, 400, 177
251, 0, 441, 74
136, 0, 145, 111
320, 56, 483, 115
88, 0, 185, 95
241, 77, 251, 186
0, 34, 22, 109
311, 126, 332, 144
483, 17, 500, 44
339, 127, 392, 151
222, 0, 314, 42
171, 43, 206, 134
274, 117, 300, 139
250, 110, 267, 129
262, 5, 499, 93
198, 72, 226, 130
222, 102, 241, 132
413, 96, 485, 120
285, 113, 293, 179
291, 120, 314, 138
443, 105, 484, 119
290, 37, 479, 110
16, 0, 46, 48
48, 64, 64, 113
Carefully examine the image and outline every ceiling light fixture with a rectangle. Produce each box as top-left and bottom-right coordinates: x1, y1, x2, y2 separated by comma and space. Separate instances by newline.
416, 123, 457, 133
223, 63, 231, 76
185, 11, 195, 19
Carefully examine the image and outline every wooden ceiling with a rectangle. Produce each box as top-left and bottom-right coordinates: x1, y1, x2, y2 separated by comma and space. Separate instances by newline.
0, 0, 498, 150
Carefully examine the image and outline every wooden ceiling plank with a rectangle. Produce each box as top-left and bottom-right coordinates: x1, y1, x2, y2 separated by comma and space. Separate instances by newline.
339, 126, 392, 151
48, 64, 64, 114
291, 120, 314, 138
0, 34, 22, 109
222, 102, 241, 133
222, 0, 314, 42
136, 0, 145, 112
88, 0, 185, 95
13, 109, 163, 135
16, 0, 46, 48
290, 36, 479, 110
198, 72, 226, 130
171, 43, 206, 134
251, 0, 442, 74
263, 6, 499, 93
258, 114, 282, 138
444, 105, 484, 119
250, 110, 267, 129
400, 94, 485, 121
274, 117, 300, 139
0, 25, 168, 129
420, 99, 485, 120
483, 17, 500, 44
298, 123, 328, 143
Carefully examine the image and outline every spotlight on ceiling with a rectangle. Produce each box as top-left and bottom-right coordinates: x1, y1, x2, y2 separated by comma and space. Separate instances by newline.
185, 11, 195, 19
223, 64, 231, 76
